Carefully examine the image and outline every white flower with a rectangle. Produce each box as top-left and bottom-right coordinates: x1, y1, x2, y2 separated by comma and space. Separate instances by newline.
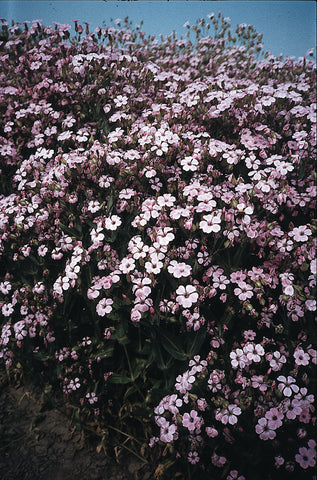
199, 213, 221, 233
176, 285, 198, 308
105, 215, 122, 230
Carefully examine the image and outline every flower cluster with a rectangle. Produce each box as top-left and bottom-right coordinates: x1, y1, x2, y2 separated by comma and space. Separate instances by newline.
0, 13, 316, 479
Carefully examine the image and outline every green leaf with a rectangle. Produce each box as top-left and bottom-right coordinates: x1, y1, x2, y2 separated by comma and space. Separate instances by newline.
59, 222, 77, 236
106, 193, 114, 214
123, 384, 139, 400
150, 343, 168, 370
131, 404, 150, 418
160, 331, 188, 361
118, 335, 130, 345
33, 352, 50, 361
109, 230, 118, 243
109, 373, 132, 384
131, 358, 145, 381
187, 328, 207, 358
111, 322, 130, 345
93, 344, 114, 360
28, 254, 41, 266
95, 99, 101, 116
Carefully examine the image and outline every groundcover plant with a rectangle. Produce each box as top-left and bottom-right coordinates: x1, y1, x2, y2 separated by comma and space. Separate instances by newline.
0, 12, 316, 479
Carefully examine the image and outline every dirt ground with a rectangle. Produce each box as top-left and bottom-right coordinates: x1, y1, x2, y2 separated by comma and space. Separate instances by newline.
0, 375, 153, 480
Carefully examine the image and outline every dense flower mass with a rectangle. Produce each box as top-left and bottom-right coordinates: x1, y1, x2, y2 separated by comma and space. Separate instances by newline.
0, 13, 316, 480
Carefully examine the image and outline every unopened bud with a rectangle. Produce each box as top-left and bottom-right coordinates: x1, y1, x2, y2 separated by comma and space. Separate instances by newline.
275, 324, 284, 334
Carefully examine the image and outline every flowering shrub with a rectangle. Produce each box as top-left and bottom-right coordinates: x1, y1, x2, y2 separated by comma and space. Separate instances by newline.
0, 13, 316, 479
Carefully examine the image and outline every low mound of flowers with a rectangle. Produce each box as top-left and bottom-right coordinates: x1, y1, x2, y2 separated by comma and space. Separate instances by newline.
0, 13, 316, 479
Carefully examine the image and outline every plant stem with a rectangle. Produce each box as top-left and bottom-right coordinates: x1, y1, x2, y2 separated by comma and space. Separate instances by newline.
123, 344, 133, 380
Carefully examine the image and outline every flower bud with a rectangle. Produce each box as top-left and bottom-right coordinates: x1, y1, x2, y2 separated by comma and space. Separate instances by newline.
275, 324, 284, 334
244, 302, 253, 311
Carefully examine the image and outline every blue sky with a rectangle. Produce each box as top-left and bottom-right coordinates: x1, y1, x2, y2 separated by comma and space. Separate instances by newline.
0, 1, 315, 58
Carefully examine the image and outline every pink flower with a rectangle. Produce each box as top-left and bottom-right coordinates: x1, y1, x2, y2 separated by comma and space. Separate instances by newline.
149, 436, 159, 448
279, 272, 295, 296
180, 156, 199, 171
208, 369, 225, 392
114, 95, 128, 108
255, 417, 276, 440
82, 337, 91, 346
96, 298, 113, 316
251, 375, 268, 392
33, 282, 45, 294
305, 299, 316, 311
87, 285, 100, 300
134, 285, 151, 301
275, 456, 285, 468
212, 274, 229, 290
283, 399, 302, 420
230, 271, 247, 283
188, 451, 200, 464
265, 407, 284, 430
167, 260, 192, 278
86, 392, 98, 404
159, 418, 177, 443
156, 227, 175, 246
243, 329, 256, 341
243, 342, 265, 362
0, 281, 12, 295
230, 348, 248, 369
104, 328, 111, 340
308, 348, 317, 364
87, 200, 101, 213
175, 370, 195, 394
38, 245, 48, 257
289, 225, 312, 242
130, 308, 142, 322
294, 348, 310, 366
13, 321, 27, 340
2, 303, 14, 317
211, 452, 227, 467
234, 282, 253, 300
108, 127, 124, 143
215, 404, 242, 425
299, 409, 311, 424
52, 247, 63, 260
205, 426, 218, 438
227, 470, 246, 480
176, 285, 198, 308
119, 256, 136, 274
310, 259, 317, 275
103, 104, 111, 114
182, 409, 203, 432
161, 394, 183, 415
21, 245, 31, 257
199, 213, 221, 233
197, 398, 207, 411
295, 446, 316, 469
104, 215, 122, 230
277, 375, 299, 397
57, 130, 72, 141
266, 351, 286, 371
145, 255, 163, 275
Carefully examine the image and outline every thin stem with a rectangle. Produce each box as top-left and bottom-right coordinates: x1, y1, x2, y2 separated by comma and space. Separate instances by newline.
108, 425, 144, 448
123, 344, 146, 401
123, 344, 133, 380
118, 442, 148, 464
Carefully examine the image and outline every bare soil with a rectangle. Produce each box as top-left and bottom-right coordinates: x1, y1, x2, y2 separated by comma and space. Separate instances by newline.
0, 375, 153, 480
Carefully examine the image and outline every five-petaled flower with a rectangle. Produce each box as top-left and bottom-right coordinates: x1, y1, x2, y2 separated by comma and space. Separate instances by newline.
176, 285, 199, 308
277, 375, 299, 397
